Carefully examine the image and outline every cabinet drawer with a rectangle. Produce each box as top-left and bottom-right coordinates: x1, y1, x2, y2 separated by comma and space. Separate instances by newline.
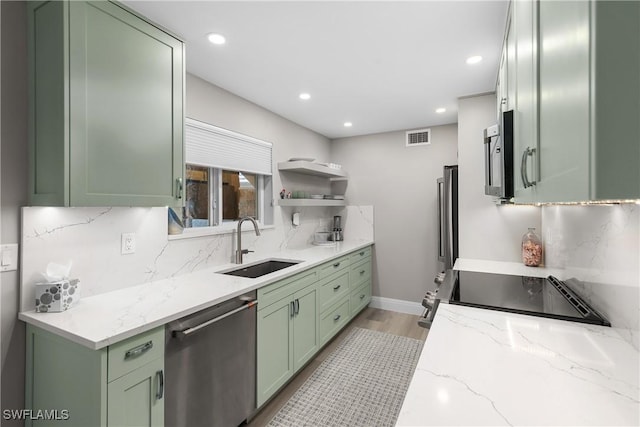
350, 280, 372, 316
350, 259, 371, 287
349, 246, 371, 264
108, 327, 164, 382
318, 270, 350, 313
258, 269, 318, 310
318, 255, 350, 280
319, 298, 350, 345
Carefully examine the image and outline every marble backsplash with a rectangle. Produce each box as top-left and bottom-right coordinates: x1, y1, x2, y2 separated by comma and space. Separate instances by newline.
542, 204, 639, 350
20, 205, 374, 311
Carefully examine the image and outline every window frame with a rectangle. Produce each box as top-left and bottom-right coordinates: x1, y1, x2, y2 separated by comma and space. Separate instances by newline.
178, 165, 272, 238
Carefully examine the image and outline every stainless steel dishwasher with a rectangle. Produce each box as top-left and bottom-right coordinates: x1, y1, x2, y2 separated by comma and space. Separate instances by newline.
165, 290, 257, 427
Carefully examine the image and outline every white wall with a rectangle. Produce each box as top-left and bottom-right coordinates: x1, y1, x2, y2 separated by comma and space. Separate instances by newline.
187, 74, 334, 199
331, 124, 458, 302
457, 94, 541, 261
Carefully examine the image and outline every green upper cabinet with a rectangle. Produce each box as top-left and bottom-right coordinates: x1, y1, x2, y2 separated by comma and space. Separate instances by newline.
510, 0, 640, 204
28, 1, 185, 207
512, 0, 538, 203
538, 0, 639, 202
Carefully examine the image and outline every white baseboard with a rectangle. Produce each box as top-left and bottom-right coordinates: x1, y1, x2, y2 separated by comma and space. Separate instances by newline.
369, 296, 424, 316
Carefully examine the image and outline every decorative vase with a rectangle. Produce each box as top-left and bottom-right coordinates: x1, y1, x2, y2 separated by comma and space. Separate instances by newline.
522, 228, 542, 266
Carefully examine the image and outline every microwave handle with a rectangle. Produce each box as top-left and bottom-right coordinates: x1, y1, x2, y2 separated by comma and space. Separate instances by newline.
484, 137, 491, 188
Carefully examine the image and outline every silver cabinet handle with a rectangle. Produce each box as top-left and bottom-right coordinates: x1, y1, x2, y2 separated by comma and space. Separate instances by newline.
176, 177, 183, 199
124, 341, 153, 360
333, 284, 341, 291
521, 147, 537, 188
333, 262, 341, 268
360, 270, 365, 275
295, 299, 299, 315
156, 370, 164, 400
359, 251, 365, 256
333, 314, 341, 322
290, 301, 295, 318
360, 294, 366, 300
520, 149, 529, 188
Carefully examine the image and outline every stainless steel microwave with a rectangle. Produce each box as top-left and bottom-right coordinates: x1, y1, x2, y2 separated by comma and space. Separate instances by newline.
484, 110, 514, 199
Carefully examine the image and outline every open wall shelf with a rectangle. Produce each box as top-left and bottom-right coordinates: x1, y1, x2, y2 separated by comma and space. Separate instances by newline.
277, 199, 346, 207
277, 161, 347, 179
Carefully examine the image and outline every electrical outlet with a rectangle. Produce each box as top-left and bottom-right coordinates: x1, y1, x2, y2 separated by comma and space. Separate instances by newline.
121, 233, 136, 255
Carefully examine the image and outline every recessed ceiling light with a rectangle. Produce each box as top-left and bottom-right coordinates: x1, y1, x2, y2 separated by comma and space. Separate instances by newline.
299, 93, 311, 100
436, 107, 446, 114
466, 55, 483, 65
207, 33, 226, 45
344, 122, 353, 128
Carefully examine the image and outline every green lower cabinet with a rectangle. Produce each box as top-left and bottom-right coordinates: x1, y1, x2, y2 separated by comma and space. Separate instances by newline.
256, 296, 295, 407
256, 246, 373, 408
350, 280, 372, 316
25, 325, 164, 427
319, 298, 351, 346
257, 283, 318, 408
292, 286, 319, 371
317, 269, 350, 313
107, 360, 164, 427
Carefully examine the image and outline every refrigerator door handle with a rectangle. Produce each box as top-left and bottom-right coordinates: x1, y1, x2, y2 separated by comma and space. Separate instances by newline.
437, 177, 445, 263
443, 172, 453, 269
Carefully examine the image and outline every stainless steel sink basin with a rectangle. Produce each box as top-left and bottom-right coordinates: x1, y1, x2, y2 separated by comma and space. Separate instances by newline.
221, 259, 301, 278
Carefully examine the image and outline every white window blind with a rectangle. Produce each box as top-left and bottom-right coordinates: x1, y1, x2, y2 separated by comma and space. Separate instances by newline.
185, 118, 273, 175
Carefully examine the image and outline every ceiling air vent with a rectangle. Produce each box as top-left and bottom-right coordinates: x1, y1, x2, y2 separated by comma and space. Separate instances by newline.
406, 128, 431, 147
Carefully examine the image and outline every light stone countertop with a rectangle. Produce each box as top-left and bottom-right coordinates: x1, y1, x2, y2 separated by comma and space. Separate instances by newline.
19, 239, 374, 350
397, 259, 640, 426
397, 303, 640, 426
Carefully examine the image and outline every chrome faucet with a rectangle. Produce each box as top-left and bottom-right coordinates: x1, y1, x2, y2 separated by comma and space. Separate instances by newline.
235, 217, 261, 264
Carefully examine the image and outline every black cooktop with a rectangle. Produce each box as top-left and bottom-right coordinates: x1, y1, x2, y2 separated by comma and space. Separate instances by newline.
450, 271, 610, 326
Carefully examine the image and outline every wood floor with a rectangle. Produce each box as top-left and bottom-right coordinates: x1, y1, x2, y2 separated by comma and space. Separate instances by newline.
246, 307, 428, 427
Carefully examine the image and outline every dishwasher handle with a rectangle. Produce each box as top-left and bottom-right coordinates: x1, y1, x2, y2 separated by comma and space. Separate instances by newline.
172, 299, 258, 339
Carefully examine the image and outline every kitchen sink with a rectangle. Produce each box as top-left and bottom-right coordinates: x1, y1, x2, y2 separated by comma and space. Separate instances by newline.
220, 259, 301, 278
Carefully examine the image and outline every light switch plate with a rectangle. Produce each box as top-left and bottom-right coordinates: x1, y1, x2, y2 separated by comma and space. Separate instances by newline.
0, 244, 18, 272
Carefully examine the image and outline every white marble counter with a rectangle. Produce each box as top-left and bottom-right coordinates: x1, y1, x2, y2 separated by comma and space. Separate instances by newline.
19, 240, 373, 350
397, 304, 640, 426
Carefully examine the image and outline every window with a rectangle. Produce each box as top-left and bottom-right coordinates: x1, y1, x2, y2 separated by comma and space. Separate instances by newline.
185, 165, 269, 228
178, 119, 273, 233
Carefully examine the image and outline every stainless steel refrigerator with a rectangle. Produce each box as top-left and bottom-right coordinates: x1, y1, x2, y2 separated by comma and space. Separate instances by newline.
437, 165, 458, 271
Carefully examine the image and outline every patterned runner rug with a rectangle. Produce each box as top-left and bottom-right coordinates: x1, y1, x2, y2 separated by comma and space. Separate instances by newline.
267, 327, 424, 427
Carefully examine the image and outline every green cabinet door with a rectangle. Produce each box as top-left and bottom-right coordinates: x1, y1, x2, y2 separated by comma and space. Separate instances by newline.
512, 0, 538, 203
25, 325, 107, 427
257, 284, 318, 407
257, 298, 294, 408
536, 0, 591, 203
527, 0, 639, 202
28, 1, 184, 207
292, 286, 318, 372
107, 360, 164, 427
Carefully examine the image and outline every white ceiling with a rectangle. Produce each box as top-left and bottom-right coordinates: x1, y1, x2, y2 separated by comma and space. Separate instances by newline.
124, 1, 509, 139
